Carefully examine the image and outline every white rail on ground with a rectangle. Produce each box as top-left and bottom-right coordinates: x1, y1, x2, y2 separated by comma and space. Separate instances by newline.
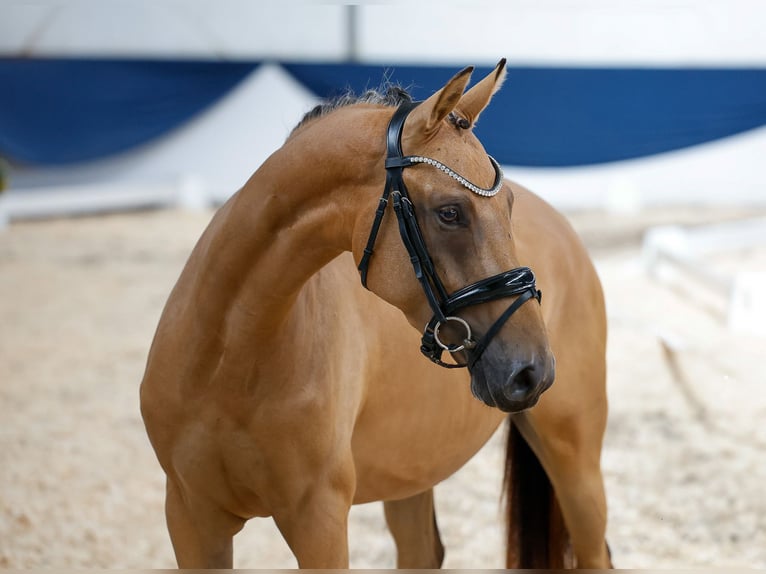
643, 217, 766, 337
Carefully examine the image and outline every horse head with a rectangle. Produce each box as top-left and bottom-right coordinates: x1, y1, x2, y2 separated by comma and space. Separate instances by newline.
353, 60, 555, 413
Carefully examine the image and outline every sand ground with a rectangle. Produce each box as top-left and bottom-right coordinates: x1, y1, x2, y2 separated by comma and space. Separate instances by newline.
1, 204, 765, 568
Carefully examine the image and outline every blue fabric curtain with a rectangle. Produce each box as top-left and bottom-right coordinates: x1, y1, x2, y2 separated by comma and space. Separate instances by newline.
284, 63, 766, 167
0, 58, 258, 165
2, 58, 766, 167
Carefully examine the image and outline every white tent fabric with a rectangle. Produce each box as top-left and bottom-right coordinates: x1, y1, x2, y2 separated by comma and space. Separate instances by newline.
2, 0, 765, 222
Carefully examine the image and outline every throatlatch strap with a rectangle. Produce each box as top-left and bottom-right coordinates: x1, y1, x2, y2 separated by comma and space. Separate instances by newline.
358, 174, 392, 287
358, 101, 420, 288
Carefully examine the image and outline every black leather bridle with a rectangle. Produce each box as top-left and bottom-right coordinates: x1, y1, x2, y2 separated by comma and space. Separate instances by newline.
357, 101, 541, 369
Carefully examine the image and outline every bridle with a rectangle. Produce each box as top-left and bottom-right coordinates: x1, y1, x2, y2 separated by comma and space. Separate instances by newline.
357, 101, 541, 369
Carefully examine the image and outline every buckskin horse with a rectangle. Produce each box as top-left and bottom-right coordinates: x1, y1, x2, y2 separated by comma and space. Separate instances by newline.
140, 59, 611, 568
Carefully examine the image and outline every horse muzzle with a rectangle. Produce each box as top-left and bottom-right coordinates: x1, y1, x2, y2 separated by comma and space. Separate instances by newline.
469, 350, 555, 413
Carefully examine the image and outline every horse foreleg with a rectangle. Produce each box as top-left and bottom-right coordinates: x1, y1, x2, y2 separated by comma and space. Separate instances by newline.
383, 488, 445, 568
541, 452, 610, 568
165, 477, 245, 568
515, 406, 612, 569
271, 468, 355, 568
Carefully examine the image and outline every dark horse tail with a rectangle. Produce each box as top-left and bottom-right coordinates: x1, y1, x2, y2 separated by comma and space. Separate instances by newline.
504, 417, 571, 568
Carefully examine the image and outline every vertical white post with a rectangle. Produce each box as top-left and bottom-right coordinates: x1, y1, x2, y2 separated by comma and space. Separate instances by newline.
729, 271, 766, 337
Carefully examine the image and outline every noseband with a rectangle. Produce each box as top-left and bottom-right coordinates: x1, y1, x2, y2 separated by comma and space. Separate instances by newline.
357, 101, 541, 369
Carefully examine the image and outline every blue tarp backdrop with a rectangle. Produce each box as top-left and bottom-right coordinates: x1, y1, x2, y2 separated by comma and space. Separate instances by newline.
0, 58, 257, 165
2, 58, 766, 167
286, 63, 766, 167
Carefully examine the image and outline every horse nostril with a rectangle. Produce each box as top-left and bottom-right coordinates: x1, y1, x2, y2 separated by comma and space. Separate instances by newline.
505, 362, 541, 401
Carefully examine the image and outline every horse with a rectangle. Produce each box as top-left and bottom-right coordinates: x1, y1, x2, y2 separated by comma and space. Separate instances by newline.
140, 59, 611, 569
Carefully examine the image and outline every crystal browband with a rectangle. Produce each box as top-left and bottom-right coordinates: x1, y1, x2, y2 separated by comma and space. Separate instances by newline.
406, 155, 504, 197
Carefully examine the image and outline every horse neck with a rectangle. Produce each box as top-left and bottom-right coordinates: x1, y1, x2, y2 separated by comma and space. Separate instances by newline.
191, 115, 382, 335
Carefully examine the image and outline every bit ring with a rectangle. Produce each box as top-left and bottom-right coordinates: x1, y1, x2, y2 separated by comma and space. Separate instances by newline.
433, 316, 473, 353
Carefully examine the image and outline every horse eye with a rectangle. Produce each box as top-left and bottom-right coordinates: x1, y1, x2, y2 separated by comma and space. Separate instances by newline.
438, 206, 461, 225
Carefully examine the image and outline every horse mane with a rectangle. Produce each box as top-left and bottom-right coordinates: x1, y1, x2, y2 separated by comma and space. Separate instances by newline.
289, 84, 413, 137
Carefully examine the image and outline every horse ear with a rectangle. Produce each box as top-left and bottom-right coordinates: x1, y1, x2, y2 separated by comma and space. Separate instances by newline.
404, 66, 474, 140
454, 58, 507, 128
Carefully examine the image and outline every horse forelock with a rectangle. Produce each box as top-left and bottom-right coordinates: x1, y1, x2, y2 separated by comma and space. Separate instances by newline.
289, 84, 413, 138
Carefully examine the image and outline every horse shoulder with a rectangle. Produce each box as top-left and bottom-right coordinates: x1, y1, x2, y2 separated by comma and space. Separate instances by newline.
509, 182, 604, 317
508, 181, 608, 422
